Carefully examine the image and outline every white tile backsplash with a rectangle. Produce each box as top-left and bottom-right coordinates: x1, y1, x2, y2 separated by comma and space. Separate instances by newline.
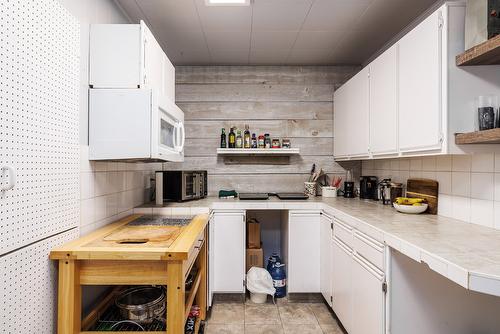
470, 173, 494, 200
452, 196, 471, 223
452, 155, 471, 172
362, 154, 500, 230
451, 172, 470, 197
471, 153, 495, 172
470, 199, 494, 228
79, 146, 153, 232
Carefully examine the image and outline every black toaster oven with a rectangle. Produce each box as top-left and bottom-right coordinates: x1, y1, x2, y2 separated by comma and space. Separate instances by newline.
155, 171, 207, 203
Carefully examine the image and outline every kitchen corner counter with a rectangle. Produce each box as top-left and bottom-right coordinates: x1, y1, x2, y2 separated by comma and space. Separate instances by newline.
135, 197, 500, 297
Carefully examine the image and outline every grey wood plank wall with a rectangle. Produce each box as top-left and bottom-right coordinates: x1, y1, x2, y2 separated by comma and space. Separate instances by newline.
165, 66, 361, 195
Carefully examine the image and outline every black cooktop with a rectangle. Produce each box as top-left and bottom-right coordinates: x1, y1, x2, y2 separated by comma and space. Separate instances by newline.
238, 193, 309, 200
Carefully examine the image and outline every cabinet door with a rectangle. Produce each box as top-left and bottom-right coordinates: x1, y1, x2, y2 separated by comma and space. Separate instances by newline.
142, 24, 164, 95
334, 85, 349, 158
211, 211, 246, 293
320, 214, 333, 307
334, 67, 370, 158
288, 211, 320, 293
163, 55, 176, 102
347, 67, 370, 157
398, 9, 443, 153
369, 45, 398, 155
332, 238, 353, 333
352, 254, 385, 334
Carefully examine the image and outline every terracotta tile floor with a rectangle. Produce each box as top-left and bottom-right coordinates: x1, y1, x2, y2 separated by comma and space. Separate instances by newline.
204, 297, 344, 334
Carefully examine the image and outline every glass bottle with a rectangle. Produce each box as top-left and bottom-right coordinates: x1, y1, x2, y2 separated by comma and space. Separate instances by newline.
228, 127, 236, 148
251, 133, 257, 148
220, 128, 227, 148
244, 124, 251, 149
236, 130, 243, 148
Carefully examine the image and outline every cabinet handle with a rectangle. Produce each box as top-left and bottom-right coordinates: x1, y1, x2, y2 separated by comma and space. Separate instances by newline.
1, 166, 16, 191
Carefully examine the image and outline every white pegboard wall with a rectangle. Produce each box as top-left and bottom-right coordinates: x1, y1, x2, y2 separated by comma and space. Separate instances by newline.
0, 0, 80, 254
0, 228, 79, 334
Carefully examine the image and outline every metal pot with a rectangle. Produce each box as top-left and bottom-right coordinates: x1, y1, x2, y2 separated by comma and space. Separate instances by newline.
115, 286, 166, 324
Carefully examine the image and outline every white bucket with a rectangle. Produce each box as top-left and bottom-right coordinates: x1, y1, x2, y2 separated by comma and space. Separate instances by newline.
250, 292, 267, 304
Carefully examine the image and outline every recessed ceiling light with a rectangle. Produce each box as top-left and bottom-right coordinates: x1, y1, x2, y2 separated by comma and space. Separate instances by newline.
205, 0, 250, 6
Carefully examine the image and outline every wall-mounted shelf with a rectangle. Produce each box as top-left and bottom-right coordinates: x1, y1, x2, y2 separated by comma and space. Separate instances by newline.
217, 148, 300, 155
456, 34, 500, 66
455, 128, 500, 144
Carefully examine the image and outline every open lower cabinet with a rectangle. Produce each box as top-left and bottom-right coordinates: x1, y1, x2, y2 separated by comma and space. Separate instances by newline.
208, 210, 322, 305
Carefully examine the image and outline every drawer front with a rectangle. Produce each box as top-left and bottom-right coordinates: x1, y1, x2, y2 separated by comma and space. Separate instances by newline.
333, 219, 353, 248
183, 228, 205, 277
353, 230, 384, 271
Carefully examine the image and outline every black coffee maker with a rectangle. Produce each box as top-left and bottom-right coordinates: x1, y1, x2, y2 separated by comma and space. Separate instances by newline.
360, 176, 378, 200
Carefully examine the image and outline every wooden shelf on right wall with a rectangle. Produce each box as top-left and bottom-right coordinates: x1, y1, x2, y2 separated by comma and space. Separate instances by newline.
455, 128, 500, 144
456, 34, 500, 66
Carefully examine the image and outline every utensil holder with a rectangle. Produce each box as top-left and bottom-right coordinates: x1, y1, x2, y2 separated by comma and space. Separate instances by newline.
321, 186, 337, 198
304, 182, 317, 197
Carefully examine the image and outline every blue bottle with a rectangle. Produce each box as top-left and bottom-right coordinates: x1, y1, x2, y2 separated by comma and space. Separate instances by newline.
269, 262, 287, 298
266, 253, 282, 272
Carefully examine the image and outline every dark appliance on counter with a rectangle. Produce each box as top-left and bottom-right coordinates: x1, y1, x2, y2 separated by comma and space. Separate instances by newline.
239, 193, 269, 200
155, 170, 207, 203
378, 179, 393, 205
343, 182, 355, 198
360, 176, 378, 200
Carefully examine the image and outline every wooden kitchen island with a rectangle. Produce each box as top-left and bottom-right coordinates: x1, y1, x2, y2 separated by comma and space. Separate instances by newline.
50, 214, 209, 334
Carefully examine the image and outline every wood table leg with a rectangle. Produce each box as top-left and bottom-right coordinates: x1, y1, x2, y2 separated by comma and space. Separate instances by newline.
57, 259, 81, 334
167, 261, 185, 334
195, 239, 208, 320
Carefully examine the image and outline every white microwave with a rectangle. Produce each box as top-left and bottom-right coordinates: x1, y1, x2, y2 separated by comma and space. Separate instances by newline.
89, 89, 184, 162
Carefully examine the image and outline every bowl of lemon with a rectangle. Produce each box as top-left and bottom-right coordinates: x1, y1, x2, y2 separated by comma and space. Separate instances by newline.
393, 197, 428, 214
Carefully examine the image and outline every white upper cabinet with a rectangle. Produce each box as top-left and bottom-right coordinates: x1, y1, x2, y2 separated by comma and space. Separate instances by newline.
90, 21, 175, 102
334, 2, 500, 160
369, 45, 398, 156
334, 67, 370, 159
398, 10, 443, 153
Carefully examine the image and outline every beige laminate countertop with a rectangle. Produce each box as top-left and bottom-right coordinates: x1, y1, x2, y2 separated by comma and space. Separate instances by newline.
135, 196, 500, 296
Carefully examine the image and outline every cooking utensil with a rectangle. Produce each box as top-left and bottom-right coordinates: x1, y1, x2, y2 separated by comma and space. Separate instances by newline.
115, 286, 166, 324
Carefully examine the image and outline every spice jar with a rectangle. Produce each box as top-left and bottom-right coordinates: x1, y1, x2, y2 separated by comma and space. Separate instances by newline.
282, 139, 291, 148
272, 138, 281, 148
264, 134, 271, 149
258, 135, 265, 148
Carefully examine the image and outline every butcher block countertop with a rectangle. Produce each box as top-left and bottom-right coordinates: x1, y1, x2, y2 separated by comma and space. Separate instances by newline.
50, 213, 209, 261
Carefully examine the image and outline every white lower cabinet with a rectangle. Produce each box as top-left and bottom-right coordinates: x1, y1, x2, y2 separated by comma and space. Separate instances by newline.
332, 238, 353, 333
352, 254, 385, 334
288, 211, 321, 293
320, 213, 334, 306
331, 217, 386, 334
209, 211, 246, 305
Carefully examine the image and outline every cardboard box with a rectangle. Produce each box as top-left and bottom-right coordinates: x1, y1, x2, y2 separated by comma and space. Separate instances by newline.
247, 218, 261, 249
246, 248, 263, 273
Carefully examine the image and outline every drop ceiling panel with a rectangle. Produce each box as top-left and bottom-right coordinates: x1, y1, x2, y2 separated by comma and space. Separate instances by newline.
249, 48, 290, 65
138, 0, 201, 30
160, 29, 208, 53
194, 0, 252, 31
211, 49, 250, 64
169, 48, 212, 65
302, 0, 372, 31
252, 0, 313, 31
116, 0, 441, 65
294, 30, 345, 50
251, 31, 298, 49
287, 48, 336, 65
205, 30, 251, 50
